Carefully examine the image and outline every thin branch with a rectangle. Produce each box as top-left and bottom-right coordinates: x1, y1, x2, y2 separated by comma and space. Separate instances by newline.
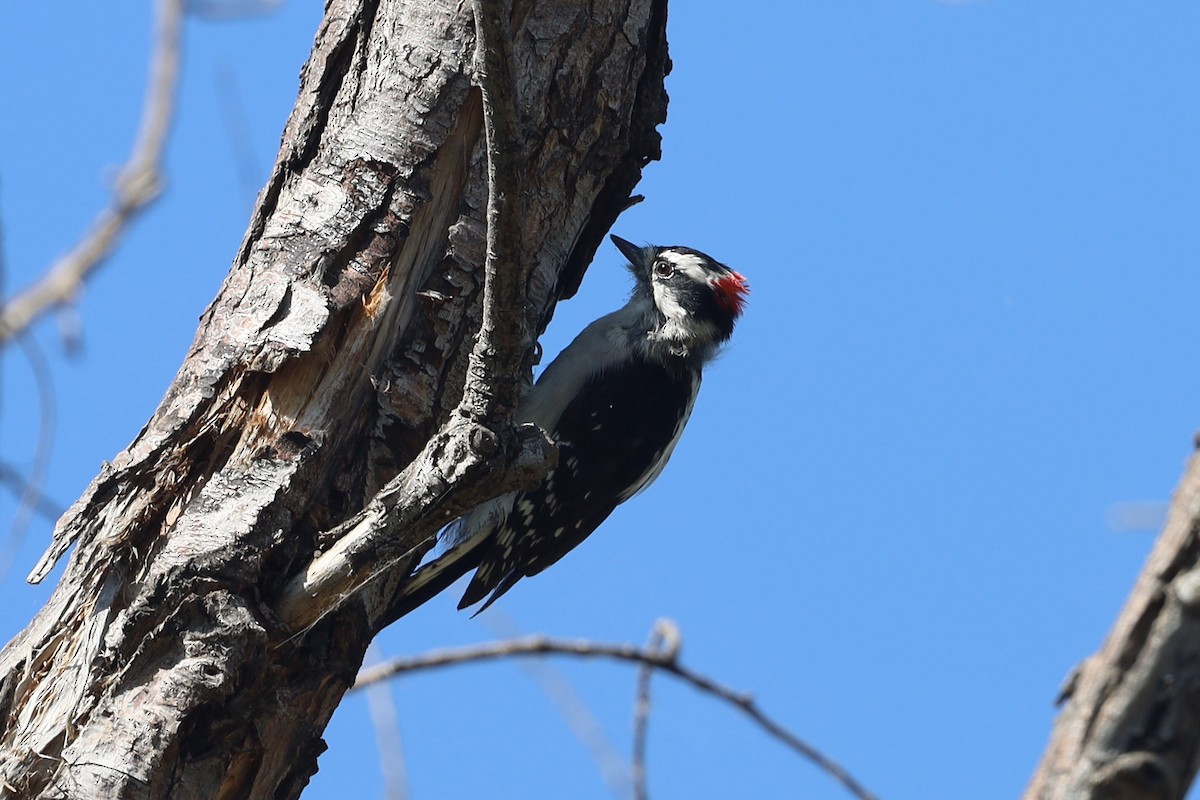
0, 0, 183, 344
632, 619, 679, 800
460, 0, 527, 423
0, 462, 63, 523
0, 335, 57, 586
213, 63, 264, 214
185, 0, 280, 19
275, 424, 550, 631
363, 644, 409, 800
354, 633, 880, 800
482, 612, 631, 798
0, 178, 7, 303
1105, 500, 1168, 534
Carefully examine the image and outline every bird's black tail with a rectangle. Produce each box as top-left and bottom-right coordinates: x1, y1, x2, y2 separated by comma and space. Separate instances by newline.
381, 534, 489, 624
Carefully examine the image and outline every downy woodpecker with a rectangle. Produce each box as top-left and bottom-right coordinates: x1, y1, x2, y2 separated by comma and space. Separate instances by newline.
402, 235, 748, 614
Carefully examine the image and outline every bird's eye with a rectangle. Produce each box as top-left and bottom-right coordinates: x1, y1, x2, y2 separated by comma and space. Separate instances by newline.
653, 260, 674, 279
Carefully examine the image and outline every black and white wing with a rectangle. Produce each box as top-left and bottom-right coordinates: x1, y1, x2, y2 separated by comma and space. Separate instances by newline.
458, 357, 700, 611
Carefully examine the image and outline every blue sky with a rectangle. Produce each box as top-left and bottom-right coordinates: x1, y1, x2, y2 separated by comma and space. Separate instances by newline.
3, 2, 1200, 798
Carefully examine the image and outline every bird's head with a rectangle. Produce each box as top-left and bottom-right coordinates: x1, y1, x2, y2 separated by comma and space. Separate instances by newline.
611, 235, 749, 360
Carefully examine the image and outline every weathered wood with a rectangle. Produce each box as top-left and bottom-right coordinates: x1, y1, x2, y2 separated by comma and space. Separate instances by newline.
1025, 451, 1200, 800
0, 0, 668, 797
276, 0, 541, 637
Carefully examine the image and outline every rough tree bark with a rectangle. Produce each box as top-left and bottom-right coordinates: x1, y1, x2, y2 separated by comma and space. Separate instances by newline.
1025, 451, 1200, 800
0, 1, 668, 797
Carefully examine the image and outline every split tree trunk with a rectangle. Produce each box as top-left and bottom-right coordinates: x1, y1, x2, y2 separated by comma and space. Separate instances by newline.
0, 1, 668, 797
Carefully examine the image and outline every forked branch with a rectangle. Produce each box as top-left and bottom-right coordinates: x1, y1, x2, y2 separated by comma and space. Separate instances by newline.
276, 0, 541, 631
355, 629, 880, 800
0, 0, 183, 344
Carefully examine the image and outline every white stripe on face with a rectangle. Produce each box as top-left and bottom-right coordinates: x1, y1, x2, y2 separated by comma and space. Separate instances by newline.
652, 250, 717, 322
658, 250, 717, 286
651, 278, 687, 321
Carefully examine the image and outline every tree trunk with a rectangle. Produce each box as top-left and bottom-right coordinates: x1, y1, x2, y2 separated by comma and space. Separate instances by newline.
1025, 451, 1200, 800
0, 1, 668, 797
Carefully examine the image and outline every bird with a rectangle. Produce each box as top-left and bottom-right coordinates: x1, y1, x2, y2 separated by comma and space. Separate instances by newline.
399, 234, 748, 615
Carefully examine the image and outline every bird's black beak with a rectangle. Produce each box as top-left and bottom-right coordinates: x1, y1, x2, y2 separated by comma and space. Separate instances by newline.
610, 235, 645, 267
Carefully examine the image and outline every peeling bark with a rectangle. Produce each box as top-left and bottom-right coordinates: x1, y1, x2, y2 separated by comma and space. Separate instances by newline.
0, 1, 669, 797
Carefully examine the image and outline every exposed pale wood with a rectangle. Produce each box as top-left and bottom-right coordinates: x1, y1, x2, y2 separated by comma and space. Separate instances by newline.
0, 0, 669, 797
1025, 451, 1200, 800
277, 0, 545, 634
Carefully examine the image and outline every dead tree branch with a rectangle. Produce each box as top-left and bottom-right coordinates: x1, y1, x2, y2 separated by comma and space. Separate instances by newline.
0, 0, 670, 794
0, 335, 57, 585
481, 613, 631, 796
363, 643, 410, 800
459, 0, 527, 424
632, 619, 678, 800
275, 427, 549, 631
354, 630, 880, 800
275, 0, 543, 632
1025, 450, 1200, 800
0, 462, 64, 524
0, 0, 182, 344
186, 0, 280, 19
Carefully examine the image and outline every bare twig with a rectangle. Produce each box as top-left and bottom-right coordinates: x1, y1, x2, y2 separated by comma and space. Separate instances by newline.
213, 63, 264, 213
0, 179, 7, 302
460, 0, 527, 423
0, 462, 64, 523
632, 619, 679, 800
274, 425, 549, 631
363, 644, 409, 800
0, 0, 183, 344
186, 0, 280, 19
355, 633, 880, 800
1105, 501, 1167, 534
482, 613, 630, 798
0, 335, 57, 585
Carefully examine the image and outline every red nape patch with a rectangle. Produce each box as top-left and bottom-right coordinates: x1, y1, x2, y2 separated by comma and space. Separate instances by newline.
713, 272, 750, 315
